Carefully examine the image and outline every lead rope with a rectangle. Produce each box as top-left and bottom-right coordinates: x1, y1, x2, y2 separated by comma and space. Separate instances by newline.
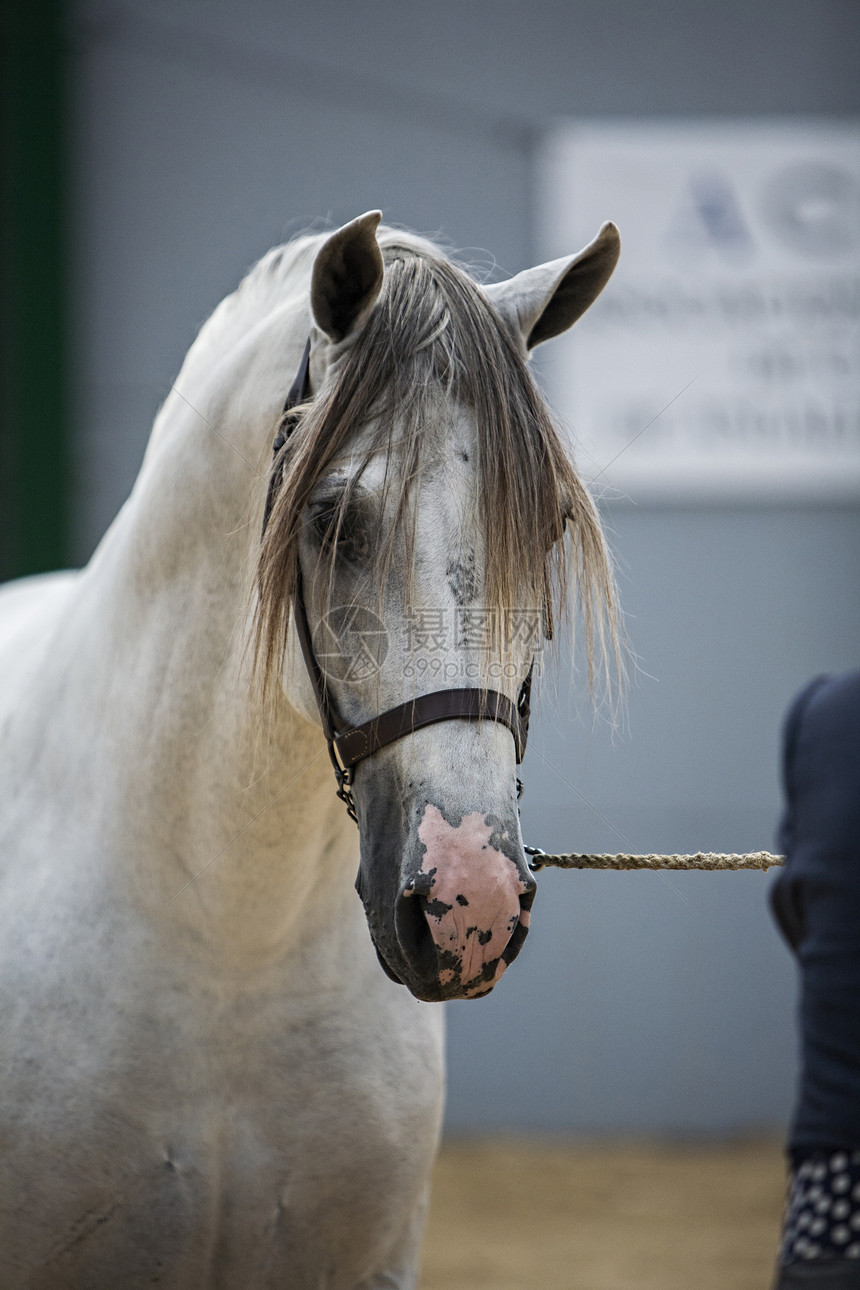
524, 847, 784, 872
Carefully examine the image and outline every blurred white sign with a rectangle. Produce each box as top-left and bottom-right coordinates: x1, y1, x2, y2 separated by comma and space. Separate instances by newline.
538, 121, 860, 501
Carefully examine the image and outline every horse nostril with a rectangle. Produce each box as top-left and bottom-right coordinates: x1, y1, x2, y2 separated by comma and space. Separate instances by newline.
394, 885, 438, 979
500, 890, 534, 967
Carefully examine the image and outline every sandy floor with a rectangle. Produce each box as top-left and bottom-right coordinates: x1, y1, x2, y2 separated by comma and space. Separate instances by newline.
419, 1138, 786, 1290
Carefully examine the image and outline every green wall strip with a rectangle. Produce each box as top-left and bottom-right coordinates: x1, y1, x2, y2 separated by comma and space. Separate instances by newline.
0, 0, 70, 579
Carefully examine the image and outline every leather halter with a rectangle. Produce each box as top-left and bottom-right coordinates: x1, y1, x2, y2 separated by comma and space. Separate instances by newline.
262, 338, 532, 821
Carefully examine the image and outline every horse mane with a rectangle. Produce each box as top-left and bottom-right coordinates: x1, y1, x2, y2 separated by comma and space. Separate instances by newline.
254, 229, 621, 698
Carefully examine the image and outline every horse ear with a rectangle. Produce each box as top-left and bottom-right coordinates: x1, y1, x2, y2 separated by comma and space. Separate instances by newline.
485, 222, 620, 351
311, 211, 385, 344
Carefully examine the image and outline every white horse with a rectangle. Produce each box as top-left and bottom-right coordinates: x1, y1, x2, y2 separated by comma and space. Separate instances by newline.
0, 211, 619, 1287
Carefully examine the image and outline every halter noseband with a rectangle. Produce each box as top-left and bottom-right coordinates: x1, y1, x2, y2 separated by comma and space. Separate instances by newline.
262, 338, 532, 822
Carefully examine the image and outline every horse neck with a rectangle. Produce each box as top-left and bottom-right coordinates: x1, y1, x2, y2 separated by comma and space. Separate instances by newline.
79, 317, 359, 966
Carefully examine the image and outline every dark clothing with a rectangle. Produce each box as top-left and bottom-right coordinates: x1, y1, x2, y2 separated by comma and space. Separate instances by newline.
770, 670, 860, 1158
776, 1261, 860, 1287
770, 672, 860, 1288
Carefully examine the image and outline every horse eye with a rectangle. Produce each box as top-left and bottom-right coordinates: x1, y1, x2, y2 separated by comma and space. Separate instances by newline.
309, 499, 340, 544
308, 498, 370, 563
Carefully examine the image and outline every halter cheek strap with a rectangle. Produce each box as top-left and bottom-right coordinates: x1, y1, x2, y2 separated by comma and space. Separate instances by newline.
261, 337, 312, 538
262, 337, 532, 822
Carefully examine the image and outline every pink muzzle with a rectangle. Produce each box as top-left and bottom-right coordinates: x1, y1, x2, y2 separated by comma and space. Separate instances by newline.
408, 803, 531, 997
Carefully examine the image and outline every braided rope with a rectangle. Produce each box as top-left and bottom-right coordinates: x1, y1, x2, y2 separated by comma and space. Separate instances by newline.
525, 850, 783, 872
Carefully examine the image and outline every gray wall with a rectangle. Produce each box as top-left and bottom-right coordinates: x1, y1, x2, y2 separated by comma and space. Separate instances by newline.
70, 0, 860, 1135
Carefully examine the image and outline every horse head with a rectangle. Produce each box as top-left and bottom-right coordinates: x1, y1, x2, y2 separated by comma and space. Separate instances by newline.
257, 212, 620, 1002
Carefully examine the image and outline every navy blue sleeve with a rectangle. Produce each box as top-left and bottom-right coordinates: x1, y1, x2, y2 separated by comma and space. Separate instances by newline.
769, 670, 860, 1155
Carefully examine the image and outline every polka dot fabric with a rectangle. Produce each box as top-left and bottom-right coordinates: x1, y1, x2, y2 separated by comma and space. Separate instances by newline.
780, 1151, 860, 1264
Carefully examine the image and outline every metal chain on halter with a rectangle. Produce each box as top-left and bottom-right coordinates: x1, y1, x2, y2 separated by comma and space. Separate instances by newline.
330, 755, 359, 825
